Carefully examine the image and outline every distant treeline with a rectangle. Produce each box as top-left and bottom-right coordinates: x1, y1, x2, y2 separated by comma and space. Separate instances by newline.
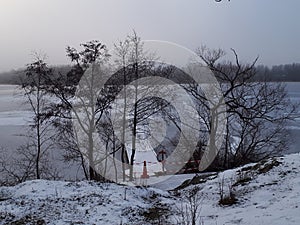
255, 63, 300, 82
0, 69, 23, 84
0, 63, 300, 84
0, 65, 72, 85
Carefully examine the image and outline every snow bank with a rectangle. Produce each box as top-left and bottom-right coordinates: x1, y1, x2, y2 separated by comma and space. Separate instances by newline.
1, 153, 300, 225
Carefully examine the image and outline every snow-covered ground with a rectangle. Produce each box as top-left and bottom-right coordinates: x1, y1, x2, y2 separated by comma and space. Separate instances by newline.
1, 153, 300, 225
184, 153, 300, 225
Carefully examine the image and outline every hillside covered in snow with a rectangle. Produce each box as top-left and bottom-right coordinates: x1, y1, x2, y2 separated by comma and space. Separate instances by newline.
1, 153, 300, 225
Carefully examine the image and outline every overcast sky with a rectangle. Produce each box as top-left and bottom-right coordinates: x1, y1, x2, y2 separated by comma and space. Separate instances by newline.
0, 0, 299, 72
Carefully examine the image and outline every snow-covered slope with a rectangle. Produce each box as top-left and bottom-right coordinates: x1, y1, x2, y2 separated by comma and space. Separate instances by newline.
0, 180, 173, 225
175, 153, 300, 225
1, 153, 300, 225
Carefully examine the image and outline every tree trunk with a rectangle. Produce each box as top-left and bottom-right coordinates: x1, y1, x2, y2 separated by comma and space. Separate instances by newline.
129, 62, 139, 181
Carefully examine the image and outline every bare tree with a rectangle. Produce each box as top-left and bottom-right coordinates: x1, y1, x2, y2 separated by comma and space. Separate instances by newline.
0, 56, 60, 184
22, 56, 54, 179
114, 38, 131, 181
44, 40, 113, 181
40, 36, 168, 183
113, 31, 167, 181
175, 186, 203, 225
127, 31, 150, 181
183, 46, 297, 170
0, 142, 60, 185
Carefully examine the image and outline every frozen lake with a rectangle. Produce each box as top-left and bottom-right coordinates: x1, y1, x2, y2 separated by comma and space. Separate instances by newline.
0, 85, 30, 150
0, 85, 84, 180
0, 83, 300, 180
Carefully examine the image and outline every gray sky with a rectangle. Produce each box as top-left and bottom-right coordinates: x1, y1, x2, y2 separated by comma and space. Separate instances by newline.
0, 0, 299, 72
